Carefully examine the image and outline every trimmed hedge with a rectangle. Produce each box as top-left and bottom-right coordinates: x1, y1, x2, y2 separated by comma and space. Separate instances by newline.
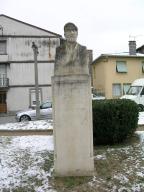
92, 99, 139, 145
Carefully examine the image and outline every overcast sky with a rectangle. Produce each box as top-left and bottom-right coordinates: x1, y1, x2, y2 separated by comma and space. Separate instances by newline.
1, 0, 144, 58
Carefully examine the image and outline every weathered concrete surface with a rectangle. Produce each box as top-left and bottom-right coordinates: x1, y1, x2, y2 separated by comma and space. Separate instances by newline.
54, 41, 89, 76
52, 75, 94, 176
52, 22, 94, 176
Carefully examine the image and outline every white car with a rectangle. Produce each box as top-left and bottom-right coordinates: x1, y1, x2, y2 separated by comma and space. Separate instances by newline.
15, 101, 52, 122
92, 93, 105, 100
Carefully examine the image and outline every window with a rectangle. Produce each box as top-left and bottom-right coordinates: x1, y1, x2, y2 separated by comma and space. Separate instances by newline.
0, 92, 6, 104
41, 101, 52, 109
142, 61, 144, 73
127, 86, 142, 95
0, 40, 7, 54
112, 83, 121, 97
0, 64, 7, 87
116, 61, 127, 73
123, 83, 131, 95
29, 88, 42, 107
0, 64, 6, 75
141, 87, 144, 95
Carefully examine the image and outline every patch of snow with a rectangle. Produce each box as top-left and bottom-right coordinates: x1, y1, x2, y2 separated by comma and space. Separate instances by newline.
131, 183, 144, 192
117, 187, 131, 192
138, 112, 144, 125
94, 154, 106, 160
0, 136, 54, 190
113, 174, 129, 184
135, 131, 144, 143
10, 136, 54, 152
0, 117, 144, 191
0, 120, 53, 130
136, 171, 144, 177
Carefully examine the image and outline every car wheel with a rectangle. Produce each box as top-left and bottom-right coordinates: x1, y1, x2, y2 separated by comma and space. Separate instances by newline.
138, 104, 144, 112
20, 115, 31, 122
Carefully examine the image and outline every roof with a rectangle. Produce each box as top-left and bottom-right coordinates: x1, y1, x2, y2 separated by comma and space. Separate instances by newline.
92, 52, 144, 64
136, 45, 144, 52
0, 14, 62, 37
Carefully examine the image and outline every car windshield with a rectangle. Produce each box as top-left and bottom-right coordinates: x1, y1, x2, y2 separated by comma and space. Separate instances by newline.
40, 102, 52, 109
92, 94, 97, 97
127, 86, 142, 95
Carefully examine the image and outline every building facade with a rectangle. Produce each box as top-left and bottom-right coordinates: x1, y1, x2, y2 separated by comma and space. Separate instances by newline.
0, 14, 61, 113
92, 42, 144, 99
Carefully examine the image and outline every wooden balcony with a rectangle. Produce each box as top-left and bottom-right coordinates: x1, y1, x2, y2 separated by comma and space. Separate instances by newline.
0, 78, 9, 88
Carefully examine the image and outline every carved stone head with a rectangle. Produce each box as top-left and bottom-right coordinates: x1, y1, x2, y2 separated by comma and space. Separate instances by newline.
64, 22, 78, 42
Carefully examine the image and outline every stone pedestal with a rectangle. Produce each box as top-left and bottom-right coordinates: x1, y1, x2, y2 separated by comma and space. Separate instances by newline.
52, 74, 94, 176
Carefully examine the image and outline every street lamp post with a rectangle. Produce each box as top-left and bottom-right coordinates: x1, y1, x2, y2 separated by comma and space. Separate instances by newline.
32, 42, 40, 120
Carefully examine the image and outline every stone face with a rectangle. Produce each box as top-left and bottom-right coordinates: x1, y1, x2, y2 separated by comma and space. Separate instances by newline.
54, 40, 89, 76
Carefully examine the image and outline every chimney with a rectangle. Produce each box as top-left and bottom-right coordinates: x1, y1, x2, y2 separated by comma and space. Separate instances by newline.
129, 41, 136, 55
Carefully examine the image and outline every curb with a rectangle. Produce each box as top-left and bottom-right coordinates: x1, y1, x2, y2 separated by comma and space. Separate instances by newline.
0, 129, 53, 136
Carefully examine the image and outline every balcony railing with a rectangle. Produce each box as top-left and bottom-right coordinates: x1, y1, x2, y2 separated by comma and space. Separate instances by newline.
0, 78, 9, 88
0, 55, 9, 62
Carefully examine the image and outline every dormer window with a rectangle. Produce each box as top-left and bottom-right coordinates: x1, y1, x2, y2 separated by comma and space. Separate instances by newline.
0, 40, 7, 54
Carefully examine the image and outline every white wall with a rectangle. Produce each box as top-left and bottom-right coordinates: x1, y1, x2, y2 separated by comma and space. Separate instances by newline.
0, 15, 58, 36
0, 15, 60, 112
42, 87, 52, 101
7, 62, 54, 85
38, 63, 54, 84
7, 87, 30, 111
7, 37, 58, 61
7, 86, 52, 111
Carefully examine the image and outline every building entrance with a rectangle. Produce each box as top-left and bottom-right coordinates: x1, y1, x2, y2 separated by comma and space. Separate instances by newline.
0, 91, 7, 113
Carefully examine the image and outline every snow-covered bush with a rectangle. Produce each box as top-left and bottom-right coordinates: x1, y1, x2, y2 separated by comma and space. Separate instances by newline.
92, 99, 138, 145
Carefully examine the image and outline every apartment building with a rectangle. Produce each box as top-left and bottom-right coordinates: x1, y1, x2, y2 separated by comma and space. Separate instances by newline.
92, 41, 144, 99
0, 14, 61, 113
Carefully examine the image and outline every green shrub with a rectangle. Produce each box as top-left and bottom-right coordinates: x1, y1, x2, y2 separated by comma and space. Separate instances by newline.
92, 99, 139, 145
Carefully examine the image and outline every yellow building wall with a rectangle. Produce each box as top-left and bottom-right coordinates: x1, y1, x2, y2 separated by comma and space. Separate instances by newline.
92, 59, 106, 95
92, 56, 144, 99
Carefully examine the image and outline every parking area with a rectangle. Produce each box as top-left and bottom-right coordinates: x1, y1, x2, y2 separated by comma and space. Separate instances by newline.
0, 115, 16, 124
0, 115, 53, 136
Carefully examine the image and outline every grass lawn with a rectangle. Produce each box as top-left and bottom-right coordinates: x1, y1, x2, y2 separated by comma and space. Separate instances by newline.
0, 132, 144, 192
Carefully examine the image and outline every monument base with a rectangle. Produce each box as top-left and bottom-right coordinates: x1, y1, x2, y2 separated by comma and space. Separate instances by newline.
52, 74, 94, 176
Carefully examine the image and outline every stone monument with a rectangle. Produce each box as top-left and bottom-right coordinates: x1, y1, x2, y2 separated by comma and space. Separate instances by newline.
52, 22, 94, 176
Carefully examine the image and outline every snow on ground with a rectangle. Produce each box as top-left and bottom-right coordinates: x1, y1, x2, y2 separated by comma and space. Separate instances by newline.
0, 135, 54, 191
92, 131, 144, 191
0, 114, 144, 191
1, 132, 144, 191
0, 119, 53, 130
138, 112, 144, 125
0, 112, 143, 131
